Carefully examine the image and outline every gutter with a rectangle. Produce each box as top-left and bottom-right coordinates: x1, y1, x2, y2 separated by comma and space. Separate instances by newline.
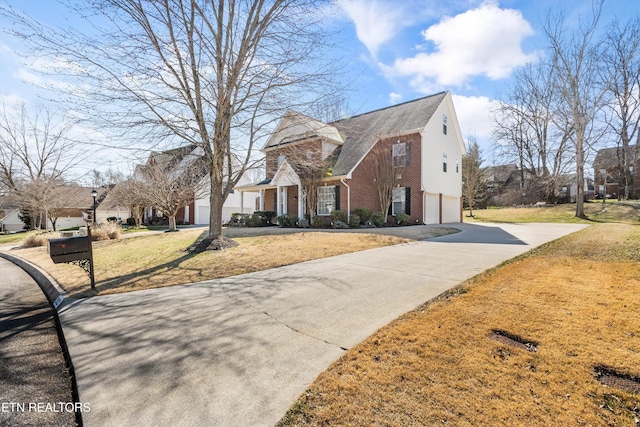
340, 178, 351, 219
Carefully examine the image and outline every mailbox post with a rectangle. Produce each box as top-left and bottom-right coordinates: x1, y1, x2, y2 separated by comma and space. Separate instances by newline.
48, 234, 96, 290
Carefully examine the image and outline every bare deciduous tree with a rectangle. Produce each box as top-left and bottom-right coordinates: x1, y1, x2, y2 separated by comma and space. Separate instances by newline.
0, 102, 80, 228
602, 17, 640, 200
493, 62, 574, 203
462, 136, 486, 216
370, 141, 403, 222
110, 177, 149, 228
4, 0, 342, 250
136, 152, 208, 232
543, 0, 609, 217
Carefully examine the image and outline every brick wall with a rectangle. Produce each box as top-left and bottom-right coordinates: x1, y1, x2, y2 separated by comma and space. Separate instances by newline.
348, 133, 423, 224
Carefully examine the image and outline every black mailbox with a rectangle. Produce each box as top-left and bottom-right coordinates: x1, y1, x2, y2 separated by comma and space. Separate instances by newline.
48, 236, 91, 264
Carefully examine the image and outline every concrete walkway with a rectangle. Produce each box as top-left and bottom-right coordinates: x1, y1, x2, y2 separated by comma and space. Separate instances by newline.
57, 222, 587, 426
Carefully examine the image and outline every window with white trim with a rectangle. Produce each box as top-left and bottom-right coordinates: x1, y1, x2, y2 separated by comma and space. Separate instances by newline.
392, 187, 406, 215
442, 113, 448, 135
392, 142, 409, 167
277, 154, 286, 169
317, 186, 335, 216
443, 153, 448, 173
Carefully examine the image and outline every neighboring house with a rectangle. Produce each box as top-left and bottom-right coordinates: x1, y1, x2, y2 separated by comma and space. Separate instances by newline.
139, 145, 256, 225
0, 186, 125, 231
94, 186, 131, 224
236, 91, 465, 224
44, 186, 124, 229
482, 164, 595, 206
483, 164, 520, 206
0, 208, 23, 232
593, 145, 640, 199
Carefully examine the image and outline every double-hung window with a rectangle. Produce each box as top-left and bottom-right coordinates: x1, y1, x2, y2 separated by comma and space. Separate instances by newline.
392, 142, 410, 167
317, 186, 336, 216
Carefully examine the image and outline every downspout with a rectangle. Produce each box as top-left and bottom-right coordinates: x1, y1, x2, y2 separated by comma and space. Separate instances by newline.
340, 178, 351, 220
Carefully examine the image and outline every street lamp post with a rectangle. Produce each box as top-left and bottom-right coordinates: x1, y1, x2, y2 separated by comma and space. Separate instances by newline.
88, 189, 97, 290
91, 189, 98, 224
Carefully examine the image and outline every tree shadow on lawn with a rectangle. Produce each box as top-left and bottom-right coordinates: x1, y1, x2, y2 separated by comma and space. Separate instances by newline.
70, 250, 203, 298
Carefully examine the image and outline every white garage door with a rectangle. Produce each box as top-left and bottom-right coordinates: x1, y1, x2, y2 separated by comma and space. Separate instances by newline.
197, 206, 210, 225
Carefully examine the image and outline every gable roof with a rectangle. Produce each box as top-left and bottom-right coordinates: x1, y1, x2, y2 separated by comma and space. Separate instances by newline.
329, 92, 448, 176
263, 110, 343, 150
593, 145, 638, 170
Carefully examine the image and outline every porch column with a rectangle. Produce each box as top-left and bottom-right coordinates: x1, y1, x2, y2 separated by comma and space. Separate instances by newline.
260, 189, 265, 211
276, 185, 282, 216
239, 190, 244, 214
297, 185, 304, 220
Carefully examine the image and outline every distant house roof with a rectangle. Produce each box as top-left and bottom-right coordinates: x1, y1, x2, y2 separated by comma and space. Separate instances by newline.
593, 145, 638, 170
51, 186, 107, 210
329, 92, 447, 176
483, 164, 519, 183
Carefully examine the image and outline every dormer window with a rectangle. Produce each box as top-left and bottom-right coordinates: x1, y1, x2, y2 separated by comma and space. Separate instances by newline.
277, 154, 286, 169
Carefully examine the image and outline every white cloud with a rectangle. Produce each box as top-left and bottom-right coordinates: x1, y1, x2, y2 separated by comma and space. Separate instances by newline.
0, 93, 26, 108
389, 92, 403, 104
339, 0, 409, 57
339, 0, 447, 57
452, 94, 499, 152
388, 2, 537, 90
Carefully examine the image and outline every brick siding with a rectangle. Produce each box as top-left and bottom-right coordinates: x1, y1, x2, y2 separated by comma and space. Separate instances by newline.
348, 133, 423, 224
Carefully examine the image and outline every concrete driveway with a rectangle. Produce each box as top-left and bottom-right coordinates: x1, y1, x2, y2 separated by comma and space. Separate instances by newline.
57, 222, 588, 426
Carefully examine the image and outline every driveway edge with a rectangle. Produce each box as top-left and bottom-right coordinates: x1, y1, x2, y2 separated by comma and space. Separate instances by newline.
0, 252, 83, 427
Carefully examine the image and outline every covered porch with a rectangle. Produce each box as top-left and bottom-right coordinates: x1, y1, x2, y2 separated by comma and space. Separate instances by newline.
235, 161, 306, 220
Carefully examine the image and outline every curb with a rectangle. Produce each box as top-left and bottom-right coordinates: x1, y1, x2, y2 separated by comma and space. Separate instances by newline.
0, 252, 67, 310
0, 251, 83, 427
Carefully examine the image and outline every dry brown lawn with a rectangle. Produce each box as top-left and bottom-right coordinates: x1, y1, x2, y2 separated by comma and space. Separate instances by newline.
278, 223, 640, 426
9, 230, 410, 298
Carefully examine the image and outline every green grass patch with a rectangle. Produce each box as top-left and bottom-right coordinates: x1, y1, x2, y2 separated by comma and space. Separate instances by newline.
466, 200, 640, 224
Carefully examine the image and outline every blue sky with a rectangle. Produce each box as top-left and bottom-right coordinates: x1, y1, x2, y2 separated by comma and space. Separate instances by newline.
1, 0, 639, 176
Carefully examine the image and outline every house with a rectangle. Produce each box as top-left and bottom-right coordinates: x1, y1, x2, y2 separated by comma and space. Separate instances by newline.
138, 145, 256, 225
593, 145, 639, 199
0, 185, 127, 231
0, 194, 21, 232
482, 164, 595, 206
236, 91, 465, 224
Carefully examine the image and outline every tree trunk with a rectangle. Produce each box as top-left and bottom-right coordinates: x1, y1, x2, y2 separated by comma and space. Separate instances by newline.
208, 177, 224, 240
575, 132, 585, 218
168, 215, 177, 232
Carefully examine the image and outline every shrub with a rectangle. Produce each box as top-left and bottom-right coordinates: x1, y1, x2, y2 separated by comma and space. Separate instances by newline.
330, 210, 347, 223
395, 213, 410, 226
259, 211, 277, 224
126, 217, 136, 226
353, 208, 372, 224
91, 222, 121, 241
372, 212, 386, 227
298, 218, 310, 228
229, 213, 249, 226
22, 232, 54, 248
277, 214, 298, 227
332, 220, 349, 229
311, 216, 331, 228
348, 214, 361, 228
245, 213, 264, 227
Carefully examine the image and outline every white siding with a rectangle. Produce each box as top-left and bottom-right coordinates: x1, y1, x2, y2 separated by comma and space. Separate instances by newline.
193, 174, 257, 225
420, 92, 464, 198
